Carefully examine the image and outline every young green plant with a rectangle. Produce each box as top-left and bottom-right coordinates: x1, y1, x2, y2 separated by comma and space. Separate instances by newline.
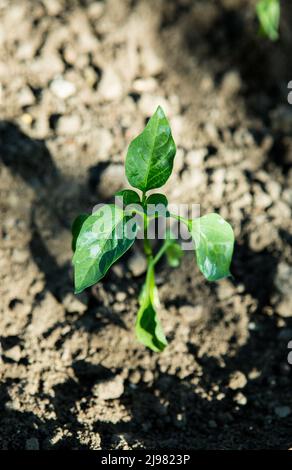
72, 106, 235, 352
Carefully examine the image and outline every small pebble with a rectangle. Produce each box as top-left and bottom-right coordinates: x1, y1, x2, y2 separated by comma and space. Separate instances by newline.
4, 345, 22, 362
63, 293, 87, 314
98, 67, 123, 101
132, 77, 157, 93
129, 370, 141, 385
18, 86, 35, 107
185, 148, 207, 167
112, 302, 124, 313
50, 77, 76, 99
248, 368, 261, 380
178, 305, 203, 323
21, 113, 33, 126
112, 263, 124, 278
12, 249, 29, 264
228, 371, 247, 390
216, 393, 225, 401
233, 392, 247, 406
57, 115, 81, 135
143, 370, 154, 383
128, 252, 147, 277
93, 375, 124, 400
116, 291, 126, 303
221, 70, 242, 96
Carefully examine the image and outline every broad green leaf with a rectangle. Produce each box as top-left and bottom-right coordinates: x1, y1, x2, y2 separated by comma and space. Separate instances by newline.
73, 204, 137, 293
189, 213, 234, 281
125, 106, 176, 191
145, 193, 168, 208
136, 264, 167, 352
115, 189, 141, 206
71, 213, 90, 252
256, 0, 280, 41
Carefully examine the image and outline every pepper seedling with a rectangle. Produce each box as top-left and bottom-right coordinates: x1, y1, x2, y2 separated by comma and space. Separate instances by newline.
72, 106, 234, 352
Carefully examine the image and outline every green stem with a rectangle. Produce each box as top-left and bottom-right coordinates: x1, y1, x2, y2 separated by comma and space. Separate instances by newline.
142, 191, 153, 262
141, 191, 147, 206
142, 192, 172, 268
169, 212, 189, 225
144, 222, 153, 261
152, 239, 170, 266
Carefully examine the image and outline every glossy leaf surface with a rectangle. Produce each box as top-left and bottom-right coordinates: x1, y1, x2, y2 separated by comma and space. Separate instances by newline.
125, 106, 176, 191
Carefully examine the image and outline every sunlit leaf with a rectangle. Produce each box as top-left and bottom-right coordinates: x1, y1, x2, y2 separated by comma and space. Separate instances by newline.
189, 213, 234, 281
73, 204, 137, 293
125, 106, 176, 191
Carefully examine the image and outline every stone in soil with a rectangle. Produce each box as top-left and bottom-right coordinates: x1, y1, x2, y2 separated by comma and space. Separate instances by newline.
97, 163, 125, 198
178, 305, 203, 324
116, 291, 127, 303
128, 251, 147, 277
57, 115, 81, 135
18, 86, 35, 107
93, 375, 124, 400
228, 371, 247, 390
98, 67, 123, 101
233, 392, 247, 406
63, 293, 87, 314
50, 77, 76, 99
4, 345, 22, 362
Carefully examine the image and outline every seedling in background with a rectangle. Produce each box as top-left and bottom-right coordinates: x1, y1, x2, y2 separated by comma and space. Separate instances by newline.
256, 0, 280, 41
72, 107, 235, 352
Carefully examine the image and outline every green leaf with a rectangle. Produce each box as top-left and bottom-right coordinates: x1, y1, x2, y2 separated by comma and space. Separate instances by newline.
145, 193, 168, 208
136, 264, 167, 352
256, 0, 280, 41
145, 193, 168, 217
125, 106, 176, 192
189, 213, 234, 281
73, 204, 137, 293
115, 189, 141, 206
71, 213, 90, 252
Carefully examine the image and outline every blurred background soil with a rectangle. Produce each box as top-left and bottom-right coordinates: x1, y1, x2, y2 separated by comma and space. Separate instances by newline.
0, 0, 292, 449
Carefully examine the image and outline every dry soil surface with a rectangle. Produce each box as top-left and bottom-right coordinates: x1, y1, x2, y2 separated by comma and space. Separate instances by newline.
0, 0, 292, 449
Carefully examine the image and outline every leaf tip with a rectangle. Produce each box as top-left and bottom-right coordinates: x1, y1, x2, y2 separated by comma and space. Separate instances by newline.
156, 104, 165, 117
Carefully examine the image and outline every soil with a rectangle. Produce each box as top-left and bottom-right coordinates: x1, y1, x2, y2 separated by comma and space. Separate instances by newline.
1, 0, 292, 450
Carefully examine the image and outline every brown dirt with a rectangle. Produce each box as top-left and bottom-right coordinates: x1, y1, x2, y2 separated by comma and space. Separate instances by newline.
0, 0, 292, 450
